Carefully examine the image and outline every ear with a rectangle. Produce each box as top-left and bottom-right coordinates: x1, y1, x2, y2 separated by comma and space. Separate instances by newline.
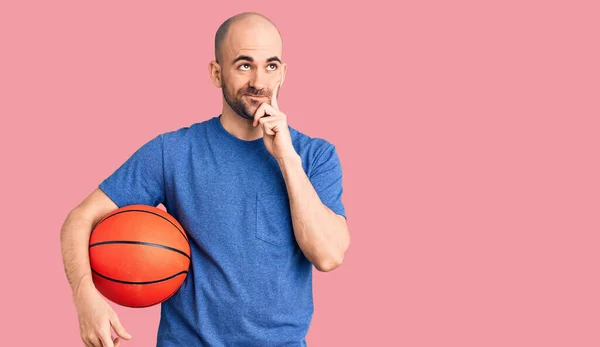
208, 60, 222, 88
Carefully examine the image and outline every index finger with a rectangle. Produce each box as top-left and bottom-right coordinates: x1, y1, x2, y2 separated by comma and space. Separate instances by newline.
99, 332, 114, 347
270, 81, 281, 110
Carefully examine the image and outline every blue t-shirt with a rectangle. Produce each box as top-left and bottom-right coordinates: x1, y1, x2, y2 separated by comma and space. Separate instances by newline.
99, 115, 346, 346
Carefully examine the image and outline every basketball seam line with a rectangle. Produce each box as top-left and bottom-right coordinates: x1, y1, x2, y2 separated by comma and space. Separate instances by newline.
89, 240, 191, 260
91, 268, 189, 285
94, 209, 189, 243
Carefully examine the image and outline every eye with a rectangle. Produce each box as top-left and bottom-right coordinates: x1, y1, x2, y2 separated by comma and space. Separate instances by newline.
267, 64, 278, 71
239, 64, 251, 71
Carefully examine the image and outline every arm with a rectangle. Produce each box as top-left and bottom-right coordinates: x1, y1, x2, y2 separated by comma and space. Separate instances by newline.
61, 188, 117, 296
60, 188, 132, 347
252, 82, 349, 272
277, 154, 350, 272
63, 133, 163, 346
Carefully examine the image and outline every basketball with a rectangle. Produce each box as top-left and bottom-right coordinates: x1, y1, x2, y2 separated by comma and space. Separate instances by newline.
89, 204, 191, 308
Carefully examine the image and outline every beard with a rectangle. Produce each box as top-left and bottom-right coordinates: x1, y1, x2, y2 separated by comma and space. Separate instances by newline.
222, 81, 271, 120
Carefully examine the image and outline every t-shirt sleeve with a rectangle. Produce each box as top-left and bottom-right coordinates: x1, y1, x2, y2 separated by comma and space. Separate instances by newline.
98, 134, 165, 208
308, 143, 347, 220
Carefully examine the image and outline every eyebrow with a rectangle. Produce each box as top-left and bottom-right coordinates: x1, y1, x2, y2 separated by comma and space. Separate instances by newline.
232, 55, 282, 64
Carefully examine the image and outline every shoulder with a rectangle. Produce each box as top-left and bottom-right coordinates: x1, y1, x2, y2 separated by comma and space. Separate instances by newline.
289, 125, 340, 177
290, 125, 337, 157
160, 117, 214, 145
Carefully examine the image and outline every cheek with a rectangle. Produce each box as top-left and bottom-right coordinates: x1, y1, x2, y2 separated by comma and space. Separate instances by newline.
225, 83, 240, 98
227, 74, 249, 93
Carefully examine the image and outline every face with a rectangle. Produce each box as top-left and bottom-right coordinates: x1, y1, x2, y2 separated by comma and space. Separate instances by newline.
215, 21, 286, 120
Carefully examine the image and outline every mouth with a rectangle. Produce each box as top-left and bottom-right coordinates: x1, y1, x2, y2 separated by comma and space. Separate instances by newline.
244, 95, 269, 99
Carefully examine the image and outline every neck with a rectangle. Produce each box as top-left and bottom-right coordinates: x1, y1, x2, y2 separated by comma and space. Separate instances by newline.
220, 100, 264, 141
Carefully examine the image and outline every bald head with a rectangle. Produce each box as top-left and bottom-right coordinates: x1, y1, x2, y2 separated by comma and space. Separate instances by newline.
214, 12, 282, 64
209, 12, 286, 121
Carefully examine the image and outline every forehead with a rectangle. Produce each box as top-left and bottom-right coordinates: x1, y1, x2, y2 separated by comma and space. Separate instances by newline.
223, 22, 282, 63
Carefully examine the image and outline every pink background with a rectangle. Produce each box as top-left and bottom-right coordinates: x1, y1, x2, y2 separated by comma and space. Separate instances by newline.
1, 0, 599, 346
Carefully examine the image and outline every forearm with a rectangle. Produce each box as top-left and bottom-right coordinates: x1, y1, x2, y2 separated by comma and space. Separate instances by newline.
277, 154, 350, 271
60, 208, 96, 296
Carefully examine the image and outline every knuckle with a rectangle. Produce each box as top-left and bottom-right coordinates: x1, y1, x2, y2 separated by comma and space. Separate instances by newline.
95, 325, 106, 335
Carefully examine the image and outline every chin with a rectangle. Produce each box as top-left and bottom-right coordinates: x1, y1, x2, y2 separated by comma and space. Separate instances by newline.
241, 105, 258, 120
236, 109, 254, 120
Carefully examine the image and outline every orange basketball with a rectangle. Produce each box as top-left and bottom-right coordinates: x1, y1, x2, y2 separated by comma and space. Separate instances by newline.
89, 204, 191, 308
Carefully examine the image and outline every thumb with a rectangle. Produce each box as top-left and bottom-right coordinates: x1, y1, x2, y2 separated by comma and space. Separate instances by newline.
110, 312, 132, 340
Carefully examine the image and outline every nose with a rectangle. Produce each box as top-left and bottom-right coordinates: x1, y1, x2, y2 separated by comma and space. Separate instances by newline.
248, 69, 268, 92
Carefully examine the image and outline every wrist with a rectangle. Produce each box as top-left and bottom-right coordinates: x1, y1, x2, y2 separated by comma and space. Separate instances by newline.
276, 153, 301, 166
73, 273, 94, 301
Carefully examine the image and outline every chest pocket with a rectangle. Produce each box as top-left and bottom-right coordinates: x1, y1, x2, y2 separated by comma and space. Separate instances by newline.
256, 191, 295, 247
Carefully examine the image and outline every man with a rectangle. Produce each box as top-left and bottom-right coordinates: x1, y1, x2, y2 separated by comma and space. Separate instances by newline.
60, 12, 350, 347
